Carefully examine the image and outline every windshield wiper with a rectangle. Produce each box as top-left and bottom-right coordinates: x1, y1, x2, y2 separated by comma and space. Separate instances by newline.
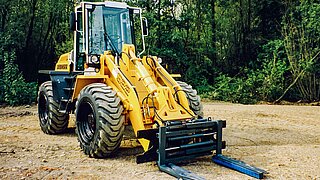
104, 32, 120, 56
103, 17, 120, 57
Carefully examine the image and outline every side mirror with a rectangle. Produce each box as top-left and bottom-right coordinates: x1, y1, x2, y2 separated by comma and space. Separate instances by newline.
69, 12, 76, 31
142, 17, 148, 36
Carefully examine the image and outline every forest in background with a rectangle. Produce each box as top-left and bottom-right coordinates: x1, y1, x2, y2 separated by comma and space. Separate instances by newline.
0, 0, 319, 105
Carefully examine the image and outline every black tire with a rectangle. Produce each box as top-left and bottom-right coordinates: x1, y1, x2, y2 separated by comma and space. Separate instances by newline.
75, 83, 124, 158
37, 81, 69, 134
177, 81, 204, 118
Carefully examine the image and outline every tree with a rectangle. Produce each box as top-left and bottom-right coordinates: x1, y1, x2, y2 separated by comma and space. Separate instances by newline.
277, 1, 320, 102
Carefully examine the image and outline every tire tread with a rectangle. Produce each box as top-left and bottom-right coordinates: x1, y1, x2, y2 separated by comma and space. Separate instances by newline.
38, 81, 69, 134
75, 83, 124, 158
177, 81, 204, 118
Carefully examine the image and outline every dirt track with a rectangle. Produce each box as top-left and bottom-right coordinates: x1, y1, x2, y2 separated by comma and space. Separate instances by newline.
0, 102, 320, 179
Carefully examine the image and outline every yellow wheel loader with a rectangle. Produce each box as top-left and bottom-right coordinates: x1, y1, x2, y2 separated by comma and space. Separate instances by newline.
37, 1, 266, 179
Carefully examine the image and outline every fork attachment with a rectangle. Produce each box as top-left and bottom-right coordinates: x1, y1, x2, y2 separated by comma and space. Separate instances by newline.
157, 119, 226, 179
138, 119, 266, 179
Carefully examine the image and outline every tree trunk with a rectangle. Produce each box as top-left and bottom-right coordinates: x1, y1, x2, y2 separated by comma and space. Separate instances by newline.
23, 0, 38, 81
157, 0, 162, 48
210, 0, 216, 64
247, 0, 251, 61
25, 0, 37, 51
0, 4, 8, 32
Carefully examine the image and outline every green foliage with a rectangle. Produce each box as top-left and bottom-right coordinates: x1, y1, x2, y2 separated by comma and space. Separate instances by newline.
203, 73, 258, 104
55, 30, 74, 56
256, 39, 288, 101
0, 0, 319, 105
203, 39, 288, 104
0, 0, 74, 81
202, 1, 320, 103
0, 52, 37, 106
281, 1, 320, 101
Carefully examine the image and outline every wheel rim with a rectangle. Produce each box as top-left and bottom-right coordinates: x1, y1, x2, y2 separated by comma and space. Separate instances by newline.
77, 100, 96, 145
38, 93, 49, 125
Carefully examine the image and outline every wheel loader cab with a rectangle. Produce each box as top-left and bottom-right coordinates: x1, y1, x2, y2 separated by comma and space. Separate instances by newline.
72, 2, 144, 72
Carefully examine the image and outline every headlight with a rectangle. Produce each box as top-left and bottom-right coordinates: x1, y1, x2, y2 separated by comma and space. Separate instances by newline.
91, 55, 99, 64
157, 57, 162, 64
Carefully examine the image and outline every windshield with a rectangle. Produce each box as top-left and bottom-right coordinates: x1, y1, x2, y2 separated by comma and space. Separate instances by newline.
88, 6, 132, 54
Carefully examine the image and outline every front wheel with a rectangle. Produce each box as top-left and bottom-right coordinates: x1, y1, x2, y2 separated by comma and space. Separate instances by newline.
75, 83, 124, 158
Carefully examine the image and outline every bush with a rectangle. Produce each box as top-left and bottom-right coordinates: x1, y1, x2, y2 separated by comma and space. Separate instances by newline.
256, 39, 288, 101
202, 40, 288, 104
0, 51, 37, 106
203, 73, 258, 104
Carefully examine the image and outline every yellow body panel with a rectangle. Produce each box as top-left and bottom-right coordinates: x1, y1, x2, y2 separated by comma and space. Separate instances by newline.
55, 53, 70, 72
71, 44, 193, 152
72, 75, 106, 100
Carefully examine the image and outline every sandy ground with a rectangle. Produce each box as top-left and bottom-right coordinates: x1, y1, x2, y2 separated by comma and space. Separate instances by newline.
0, 102, 319, 180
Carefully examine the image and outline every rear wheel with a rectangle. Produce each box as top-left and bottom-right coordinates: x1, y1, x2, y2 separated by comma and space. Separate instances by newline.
177, 81, 204, 118
75, 83, 124, 158
37, 81, 69, 134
